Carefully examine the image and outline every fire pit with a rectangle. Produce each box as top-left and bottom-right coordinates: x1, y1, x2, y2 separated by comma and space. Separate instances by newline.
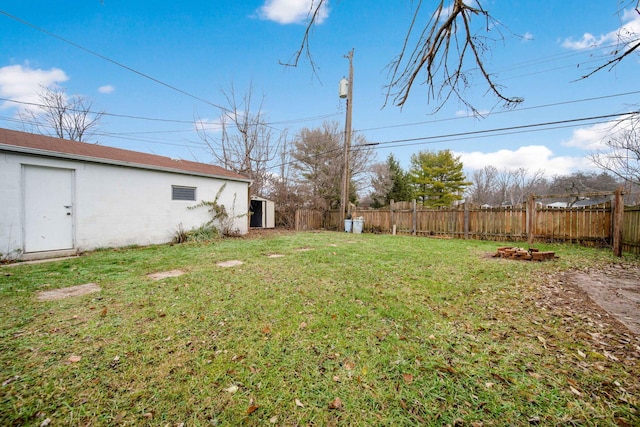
493, 247, 557, 261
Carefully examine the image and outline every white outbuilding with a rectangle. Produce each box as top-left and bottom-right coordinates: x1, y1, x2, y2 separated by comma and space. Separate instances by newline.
250, 196, 275, 229
0, 128, 252, 261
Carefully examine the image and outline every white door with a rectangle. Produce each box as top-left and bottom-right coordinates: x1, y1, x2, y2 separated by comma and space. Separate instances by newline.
23, 165, 75, 252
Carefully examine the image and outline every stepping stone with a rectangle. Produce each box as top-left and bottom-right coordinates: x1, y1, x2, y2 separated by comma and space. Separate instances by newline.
217, 260, 244, 268
37, 283, 100, 301
147, 269, 185, 280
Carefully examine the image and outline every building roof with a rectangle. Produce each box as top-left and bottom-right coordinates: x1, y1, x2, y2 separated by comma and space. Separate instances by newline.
0, 128, 251, 183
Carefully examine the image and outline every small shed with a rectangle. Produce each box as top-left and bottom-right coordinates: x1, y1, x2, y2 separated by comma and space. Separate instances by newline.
250, 197, 275, 228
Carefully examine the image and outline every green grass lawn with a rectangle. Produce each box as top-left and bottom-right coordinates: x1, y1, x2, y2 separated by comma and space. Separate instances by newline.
1, 232, 638, 426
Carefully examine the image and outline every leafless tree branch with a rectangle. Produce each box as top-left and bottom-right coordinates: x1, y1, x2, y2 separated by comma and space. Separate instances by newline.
278, 0, 327, 77
386, 0, 522, 111
18, 85, 103, 143
590, 112, 640, 185
287, 1, 639, 113
196, 82, 280, 195
577, 39, 640, 80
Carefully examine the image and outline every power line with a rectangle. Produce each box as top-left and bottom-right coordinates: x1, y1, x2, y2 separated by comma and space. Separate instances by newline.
92, 132, 209, 150
0, 97, 340, 127
5, 88, 639, 141
3, 8, 636, 142
365, 120, 613, 151
368, 111, 639, 149
3, 6, 637, 158
494, 39, 632, 75
0, 10, 344, 131
265, 110, 639, 172
354, 90, 640, 133
0, 9, 231, 112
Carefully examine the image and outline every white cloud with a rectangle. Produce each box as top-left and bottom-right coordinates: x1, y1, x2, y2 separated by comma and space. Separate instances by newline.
258, 0, 329, 25
561, 123, 611, 150
561, 115, 636, 150
456, 145, 593, 176
562, 8, 640, 50
98, 84, 115, 94
194, 117, 224, 133
522, 32, 534, 42
0, 64, 68, 109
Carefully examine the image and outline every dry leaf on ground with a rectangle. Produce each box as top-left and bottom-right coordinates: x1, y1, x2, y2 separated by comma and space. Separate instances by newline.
224, 385, 239, 394
328, 397, 343, 410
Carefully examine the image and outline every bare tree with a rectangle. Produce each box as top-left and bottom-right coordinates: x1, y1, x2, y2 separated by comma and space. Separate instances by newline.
590, 114, 640, 186
287, 1, 638, 113
468, 165, 500, 205
368, 162, 393, 207
507, 168, 547, 206
544, 171, 621, 206
19, 85, 103, 142
196, 83, 280, 196
291, 121, 374, 209
488, 167, 546, 206
261, 133, 308, 228
548, 171, 621, 194
290, 122, 345, 209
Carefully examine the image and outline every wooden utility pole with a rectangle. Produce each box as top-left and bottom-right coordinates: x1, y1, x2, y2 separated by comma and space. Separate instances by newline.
340, 49, 354, 231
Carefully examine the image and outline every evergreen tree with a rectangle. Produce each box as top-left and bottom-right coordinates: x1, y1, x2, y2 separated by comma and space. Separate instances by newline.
386, 154, 413, 204
409, 150, 471, 207
369, 154, 413, 207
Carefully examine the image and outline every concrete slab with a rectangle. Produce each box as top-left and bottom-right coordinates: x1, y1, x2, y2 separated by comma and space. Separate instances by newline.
147, 269, 186, 280
37, 283, 101, 301
216, 260, 244, 267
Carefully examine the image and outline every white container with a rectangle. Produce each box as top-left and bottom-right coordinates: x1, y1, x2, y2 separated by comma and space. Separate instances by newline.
352, 217, 364, 234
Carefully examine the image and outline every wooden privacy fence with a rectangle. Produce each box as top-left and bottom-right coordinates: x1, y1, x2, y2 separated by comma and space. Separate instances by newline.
294, 209, 324, 231
295, 189, 640, 256
623, 205, 640, 255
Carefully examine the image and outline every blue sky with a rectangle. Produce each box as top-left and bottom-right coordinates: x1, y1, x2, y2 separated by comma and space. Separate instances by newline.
1, 0, 638, 179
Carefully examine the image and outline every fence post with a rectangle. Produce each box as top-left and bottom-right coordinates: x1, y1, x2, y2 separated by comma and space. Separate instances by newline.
412, 199, 417, 235
464, 199, 469, 240
613, 187, 625, 257
527, 195, 536, 246
390, 199, 395, 234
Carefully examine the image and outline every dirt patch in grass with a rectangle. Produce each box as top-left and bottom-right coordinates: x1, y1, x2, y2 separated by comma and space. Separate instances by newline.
266, 254, 285, 258
216, 260, 244, 267
37, 283, 100, 301
147, 269, 185, 280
